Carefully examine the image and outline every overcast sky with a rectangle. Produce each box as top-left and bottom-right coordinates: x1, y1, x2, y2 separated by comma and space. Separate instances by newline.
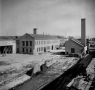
0, 0, 95, 38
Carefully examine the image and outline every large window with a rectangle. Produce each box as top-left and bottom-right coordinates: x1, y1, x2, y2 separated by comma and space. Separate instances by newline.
37, 48, 39, 52
22, 41, 25, 46
26, 41, 28, 46
71, 48, 75, 53
22, 48, 24, 52
37, 41, 38, 45
39, 41, 40, 45
30, 41, 32, 46
39, 47, 40, 52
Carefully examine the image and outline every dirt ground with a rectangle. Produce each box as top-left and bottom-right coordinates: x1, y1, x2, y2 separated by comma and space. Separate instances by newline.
0, 53, 78, 90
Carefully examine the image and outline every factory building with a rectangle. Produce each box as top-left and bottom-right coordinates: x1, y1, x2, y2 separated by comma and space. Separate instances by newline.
65, 18, 87, 55
17, 28, 60, 55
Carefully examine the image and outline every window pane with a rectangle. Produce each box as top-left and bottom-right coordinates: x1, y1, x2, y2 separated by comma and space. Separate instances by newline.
22, 48, 24, 52
30, 41, 32, 46
71, 48, 75, 53
37, 41, 38, 45
26, 41, 28, 46
22, 41, 25, 46
37, 48, 38, 52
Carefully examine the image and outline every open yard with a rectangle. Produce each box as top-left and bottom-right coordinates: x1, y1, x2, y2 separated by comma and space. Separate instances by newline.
0, 53, 78, 90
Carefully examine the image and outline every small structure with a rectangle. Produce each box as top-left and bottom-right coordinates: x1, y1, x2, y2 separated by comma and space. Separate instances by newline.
65, 37, 84, 54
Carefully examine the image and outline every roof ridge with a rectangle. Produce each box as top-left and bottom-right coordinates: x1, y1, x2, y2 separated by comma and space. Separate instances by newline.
27, 33, 58, 40
70, 38, 84, 47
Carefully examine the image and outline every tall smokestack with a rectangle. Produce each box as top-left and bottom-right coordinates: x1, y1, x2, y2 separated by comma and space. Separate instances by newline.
81, 18, 86, 46
33, 28, 37, 34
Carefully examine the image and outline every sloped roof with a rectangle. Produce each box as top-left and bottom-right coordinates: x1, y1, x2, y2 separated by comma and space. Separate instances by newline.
70, 37, 84, 47
28, 33, 59, 40
0, 36, 19, 40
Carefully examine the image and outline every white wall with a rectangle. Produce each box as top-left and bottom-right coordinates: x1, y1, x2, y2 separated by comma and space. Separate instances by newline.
34, 39, 60, 54
18, 33, 60, 55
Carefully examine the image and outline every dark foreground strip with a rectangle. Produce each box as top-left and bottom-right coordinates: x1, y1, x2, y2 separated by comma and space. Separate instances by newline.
40, 54, 92, 90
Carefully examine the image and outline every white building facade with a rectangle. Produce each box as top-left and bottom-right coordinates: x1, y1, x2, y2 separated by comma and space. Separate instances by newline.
17, 33, 60, 55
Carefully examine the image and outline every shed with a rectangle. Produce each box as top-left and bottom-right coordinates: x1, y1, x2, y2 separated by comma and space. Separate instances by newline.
65, 38, 84, 54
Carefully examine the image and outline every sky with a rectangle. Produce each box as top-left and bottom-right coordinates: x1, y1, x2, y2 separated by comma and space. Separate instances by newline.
0, 0, 95, 38
0, 0, 1, 35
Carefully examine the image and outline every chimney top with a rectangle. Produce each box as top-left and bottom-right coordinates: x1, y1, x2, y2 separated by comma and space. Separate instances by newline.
81, 18, 86, 19
33, 28, 37, 34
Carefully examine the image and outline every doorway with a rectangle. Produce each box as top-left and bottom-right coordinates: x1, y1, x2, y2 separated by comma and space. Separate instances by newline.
52, 45, 53, 50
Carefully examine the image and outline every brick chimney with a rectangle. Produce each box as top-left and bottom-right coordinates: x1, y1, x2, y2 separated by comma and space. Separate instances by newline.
33, 28, 37, 34
81, 18, 86, 46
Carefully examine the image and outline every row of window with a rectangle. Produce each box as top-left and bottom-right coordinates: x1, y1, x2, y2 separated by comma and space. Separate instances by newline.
22, 40, 59, 46
35, 40, 59, 45
22, 41, 32, 46
37, 46, 51, 52
22, 47, 32, 53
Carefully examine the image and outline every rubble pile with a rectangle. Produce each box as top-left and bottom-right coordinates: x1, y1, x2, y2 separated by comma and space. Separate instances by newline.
67, 58, 95, 90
